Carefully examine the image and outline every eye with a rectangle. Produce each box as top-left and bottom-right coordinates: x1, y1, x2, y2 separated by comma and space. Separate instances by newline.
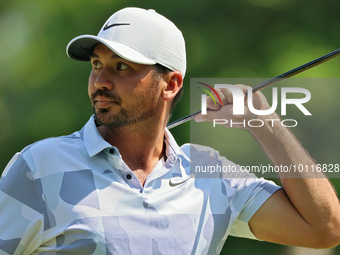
92, 60, 102, 70
117, 62, 129, 71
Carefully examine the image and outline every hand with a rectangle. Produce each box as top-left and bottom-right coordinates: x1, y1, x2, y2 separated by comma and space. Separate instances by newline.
195, 84, 272, 129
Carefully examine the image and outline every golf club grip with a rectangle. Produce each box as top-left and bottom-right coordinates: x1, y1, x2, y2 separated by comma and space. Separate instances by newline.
167, 48, 340, 130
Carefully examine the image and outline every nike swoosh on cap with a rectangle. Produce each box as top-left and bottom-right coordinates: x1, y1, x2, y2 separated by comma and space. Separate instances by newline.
103, 22, 130, 31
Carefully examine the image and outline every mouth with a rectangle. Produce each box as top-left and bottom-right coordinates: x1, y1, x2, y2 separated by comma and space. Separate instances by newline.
95, 101, 113, 108
93, 97, 118, 108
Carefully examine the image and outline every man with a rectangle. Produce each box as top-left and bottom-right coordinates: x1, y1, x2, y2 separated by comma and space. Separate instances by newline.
0, 7, 339, 255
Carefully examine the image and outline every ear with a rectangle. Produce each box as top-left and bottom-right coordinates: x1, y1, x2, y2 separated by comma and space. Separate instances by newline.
161, 71, 183, 101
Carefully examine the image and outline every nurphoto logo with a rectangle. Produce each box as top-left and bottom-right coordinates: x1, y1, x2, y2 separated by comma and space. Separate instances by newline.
197, 82, 312, 128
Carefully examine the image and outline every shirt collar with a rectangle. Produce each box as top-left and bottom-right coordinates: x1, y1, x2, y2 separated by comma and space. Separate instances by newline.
83, 115, 113, 157
164, 128, 190, 163
82, 115, 190, 164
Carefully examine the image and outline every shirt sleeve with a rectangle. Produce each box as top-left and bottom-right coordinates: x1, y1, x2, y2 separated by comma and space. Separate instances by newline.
226, 170, 282, 240
183, 143, 282, 241
0, 153, 44, 254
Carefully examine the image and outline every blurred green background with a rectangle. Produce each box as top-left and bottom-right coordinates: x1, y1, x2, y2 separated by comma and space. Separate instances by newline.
1, 0, 339, 254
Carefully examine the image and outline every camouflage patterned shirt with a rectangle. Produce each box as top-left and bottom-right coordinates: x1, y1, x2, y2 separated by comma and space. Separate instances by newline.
0, 116, 281, 254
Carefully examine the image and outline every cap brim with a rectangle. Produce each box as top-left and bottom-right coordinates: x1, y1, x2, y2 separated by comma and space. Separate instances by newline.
66, 35, 156, 65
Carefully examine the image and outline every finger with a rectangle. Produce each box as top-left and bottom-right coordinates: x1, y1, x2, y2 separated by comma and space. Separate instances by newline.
205, 87, 235, 111
233, 84, 248, 99
218, 85, 248, 105
206, 96, 221, 111
195, 104, 234, 122
238, 84, 268, 111
204, 88, 227, 110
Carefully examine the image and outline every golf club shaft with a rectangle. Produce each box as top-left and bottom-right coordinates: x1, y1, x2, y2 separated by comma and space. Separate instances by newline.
167, 48, 340, 129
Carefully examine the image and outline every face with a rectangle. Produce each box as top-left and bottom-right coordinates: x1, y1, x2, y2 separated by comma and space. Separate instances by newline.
88, 44, 163, 128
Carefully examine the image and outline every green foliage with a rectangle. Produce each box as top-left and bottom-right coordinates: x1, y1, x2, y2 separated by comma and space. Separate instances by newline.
1, 0, 340, 253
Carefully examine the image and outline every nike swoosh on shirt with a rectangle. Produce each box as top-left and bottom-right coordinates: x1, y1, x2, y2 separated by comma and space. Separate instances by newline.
103, 23, 130, 31
169, 177, 190, 187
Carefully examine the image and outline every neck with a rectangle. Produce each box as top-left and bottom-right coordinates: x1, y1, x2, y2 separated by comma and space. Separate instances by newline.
97, 109, 169, 174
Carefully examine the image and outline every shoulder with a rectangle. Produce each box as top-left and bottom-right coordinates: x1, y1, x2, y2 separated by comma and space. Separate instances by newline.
22, 131, 82, 155
180, 143, 222, 160
180, 143, 280, 186
17, 131, 85, 177
180, 143, 240, 174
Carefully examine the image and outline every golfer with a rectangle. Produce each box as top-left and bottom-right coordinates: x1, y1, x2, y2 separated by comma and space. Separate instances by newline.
0, 7, 339, 255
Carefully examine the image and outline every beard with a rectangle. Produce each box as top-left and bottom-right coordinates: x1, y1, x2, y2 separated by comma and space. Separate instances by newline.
91, 77, 161, 129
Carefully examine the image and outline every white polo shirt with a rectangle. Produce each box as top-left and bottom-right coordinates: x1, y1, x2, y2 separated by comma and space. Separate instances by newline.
0, 116, 281, 255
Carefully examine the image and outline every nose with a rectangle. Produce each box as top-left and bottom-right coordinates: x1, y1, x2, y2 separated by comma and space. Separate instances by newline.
93, 68, 113, 91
